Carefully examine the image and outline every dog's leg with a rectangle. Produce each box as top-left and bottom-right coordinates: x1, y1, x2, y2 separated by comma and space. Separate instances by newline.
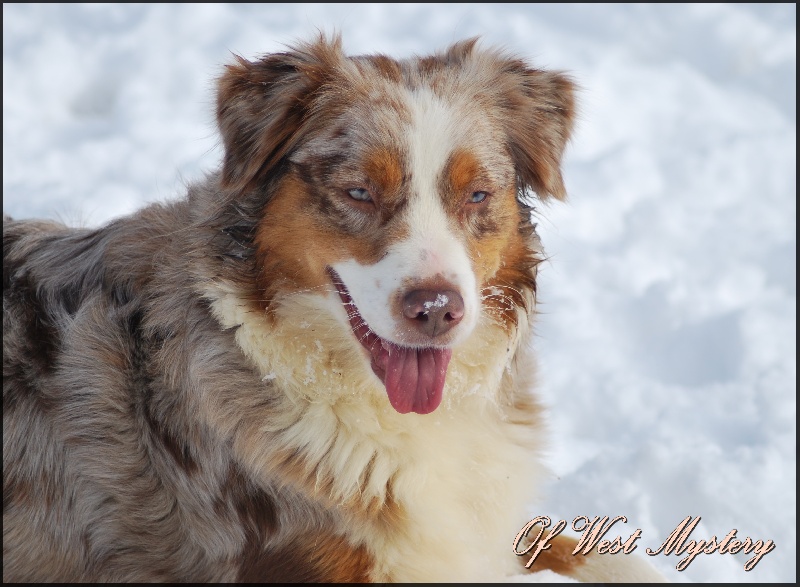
518, 531, 668, 583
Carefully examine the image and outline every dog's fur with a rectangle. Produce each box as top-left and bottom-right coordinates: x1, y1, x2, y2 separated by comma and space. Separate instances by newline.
3, 36, 666, 582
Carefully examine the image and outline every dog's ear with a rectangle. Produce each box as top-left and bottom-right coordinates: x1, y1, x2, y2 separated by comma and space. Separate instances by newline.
216, 35, 344, 194
491, 56, 577, 201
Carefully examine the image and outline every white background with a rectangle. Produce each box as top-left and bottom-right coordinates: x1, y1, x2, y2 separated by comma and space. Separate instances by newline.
3, 4, 795, 582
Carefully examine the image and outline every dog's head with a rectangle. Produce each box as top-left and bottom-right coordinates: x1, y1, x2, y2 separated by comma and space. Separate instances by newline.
214, 35, 575, 414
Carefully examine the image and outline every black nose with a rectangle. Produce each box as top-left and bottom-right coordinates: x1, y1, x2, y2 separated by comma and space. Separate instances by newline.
402, 289, 465, 338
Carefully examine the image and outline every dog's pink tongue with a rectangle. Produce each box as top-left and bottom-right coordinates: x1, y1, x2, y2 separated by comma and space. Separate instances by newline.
381, 345, 452, 414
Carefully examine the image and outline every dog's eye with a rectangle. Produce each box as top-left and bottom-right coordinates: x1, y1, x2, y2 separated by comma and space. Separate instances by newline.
347, 188, 373, 203
469, 191, 489, 204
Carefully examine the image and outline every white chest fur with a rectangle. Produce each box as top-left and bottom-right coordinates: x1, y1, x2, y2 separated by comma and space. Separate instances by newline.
206, 286, 546, 581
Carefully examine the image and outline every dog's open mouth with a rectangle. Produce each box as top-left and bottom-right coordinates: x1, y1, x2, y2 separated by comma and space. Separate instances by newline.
328, 269, 451, 415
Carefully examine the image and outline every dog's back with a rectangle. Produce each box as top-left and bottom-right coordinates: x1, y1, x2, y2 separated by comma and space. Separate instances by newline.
5, 207, 228, 581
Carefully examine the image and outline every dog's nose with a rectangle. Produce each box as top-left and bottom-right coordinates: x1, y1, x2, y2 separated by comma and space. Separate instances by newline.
402, 289, 464, 338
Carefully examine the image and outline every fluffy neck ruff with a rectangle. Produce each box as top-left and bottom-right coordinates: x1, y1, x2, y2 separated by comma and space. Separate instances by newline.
203, 282, 545, 581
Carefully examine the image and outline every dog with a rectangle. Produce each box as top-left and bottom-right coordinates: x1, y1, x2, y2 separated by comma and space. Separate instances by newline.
3, 35, 666, 582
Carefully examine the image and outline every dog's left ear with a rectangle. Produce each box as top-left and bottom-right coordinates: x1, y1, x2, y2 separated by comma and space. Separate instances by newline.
492, 58, 577, 201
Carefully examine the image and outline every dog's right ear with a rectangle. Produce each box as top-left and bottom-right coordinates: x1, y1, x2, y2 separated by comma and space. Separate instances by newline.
216, 35, 344, 194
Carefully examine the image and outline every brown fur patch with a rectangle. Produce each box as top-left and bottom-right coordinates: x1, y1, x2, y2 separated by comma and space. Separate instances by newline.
365, 54, 403, 83
363, 146, 405, 202
253, 173, 391, 313
238, 529, 373, 583
451, 180, 537, 333
416, 37, 480, 81
481, 225, 542, 331
524, 533, 588, 577
445, 148, 482, 199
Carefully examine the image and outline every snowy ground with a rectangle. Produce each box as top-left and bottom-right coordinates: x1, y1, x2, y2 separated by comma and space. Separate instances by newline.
3, 4, 795, 583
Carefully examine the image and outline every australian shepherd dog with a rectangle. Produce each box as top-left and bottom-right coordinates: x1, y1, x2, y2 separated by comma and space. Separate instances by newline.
3, 36, 666, 582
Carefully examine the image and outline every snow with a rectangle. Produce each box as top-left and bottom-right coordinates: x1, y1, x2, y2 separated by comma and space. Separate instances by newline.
3, 4, 795, 583
424, 294, 450, 311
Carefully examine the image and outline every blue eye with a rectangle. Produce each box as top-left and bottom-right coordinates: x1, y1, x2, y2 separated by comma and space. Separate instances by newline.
470, 191, 489, 204
347, 188, 372, 202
